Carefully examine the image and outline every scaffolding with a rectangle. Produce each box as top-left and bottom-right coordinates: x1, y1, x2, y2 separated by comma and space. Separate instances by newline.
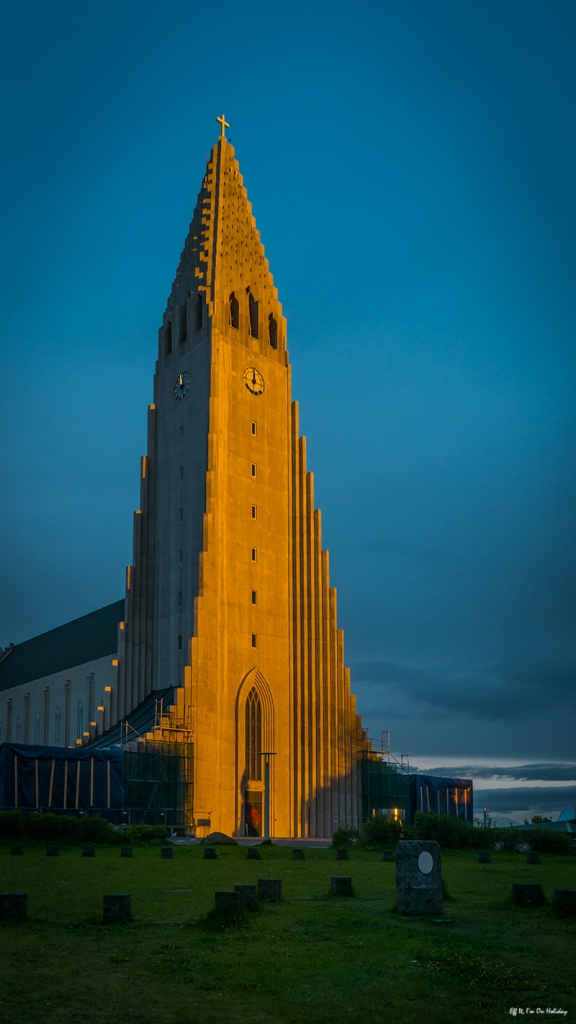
123, 740, 193, 830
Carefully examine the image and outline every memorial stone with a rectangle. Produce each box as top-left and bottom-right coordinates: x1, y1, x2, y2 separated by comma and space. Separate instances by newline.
121, 847, 133, 858
161, 847, 173, 859
553, 889, 576, 918
203, 847, 217, 860
246, 847, 261, 860
396, 840, 442, 916
258, 878, 282, 901
214, 891, 240, 911
82, 846, 95, 858
103, 894, 132, 924
477, 851, 491, 863
0, 893, 27, 922
511, 883, 546, 908
330, 876, 353, 897
234, 884, 258, 909
336, 848, 349, 861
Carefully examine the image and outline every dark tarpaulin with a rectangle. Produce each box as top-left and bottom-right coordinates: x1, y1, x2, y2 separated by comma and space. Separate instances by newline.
409, 774, 473, 822
0, 743, 124, 822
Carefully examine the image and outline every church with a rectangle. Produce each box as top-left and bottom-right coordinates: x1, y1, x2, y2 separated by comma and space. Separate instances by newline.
0, 119, 400, 838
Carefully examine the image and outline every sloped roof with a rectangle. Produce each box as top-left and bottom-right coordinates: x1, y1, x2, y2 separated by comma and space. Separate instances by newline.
83, 686, 175, 749
0, 600, 124, 693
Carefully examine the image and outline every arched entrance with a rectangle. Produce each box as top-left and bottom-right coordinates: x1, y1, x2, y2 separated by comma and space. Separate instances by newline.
235, 669, 274, 837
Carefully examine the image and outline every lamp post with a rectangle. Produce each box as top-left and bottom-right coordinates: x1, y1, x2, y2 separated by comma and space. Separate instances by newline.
259, 752, 277, 840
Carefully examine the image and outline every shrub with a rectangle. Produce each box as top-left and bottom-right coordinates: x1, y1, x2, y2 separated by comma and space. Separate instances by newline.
25, 813, 79, 842
523, 830, 572, 855
77, 815, 117, 844
331, 827, 360, 848
0, 810, 25, 840
413, 813, 480, 849
124, 824, 169, 844
360, 814, 403, 850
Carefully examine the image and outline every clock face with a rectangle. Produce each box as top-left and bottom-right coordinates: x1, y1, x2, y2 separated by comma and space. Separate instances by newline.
174, 371, 191, 400
244, 367, 265, 396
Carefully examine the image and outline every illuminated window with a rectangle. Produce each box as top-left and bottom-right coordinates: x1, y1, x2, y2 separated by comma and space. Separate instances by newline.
251, 590, 257, 604
165, 320, 172, 355
268, 313, 278, 349
251, 505, 257, 519
245, 688, 262, 781
251, 548, 257, 561
229, 291, 239, 329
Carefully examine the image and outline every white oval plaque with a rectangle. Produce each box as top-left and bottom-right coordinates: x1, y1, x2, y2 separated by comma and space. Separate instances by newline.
418, 851, 434, 874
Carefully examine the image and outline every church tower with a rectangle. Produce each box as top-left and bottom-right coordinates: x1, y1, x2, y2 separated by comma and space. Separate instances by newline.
119, 120, 368, 837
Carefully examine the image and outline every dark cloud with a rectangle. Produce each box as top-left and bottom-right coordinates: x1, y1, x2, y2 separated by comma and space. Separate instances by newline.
412, 763, 576, 782
350, 660, 576, 722
474, 786, 576, 816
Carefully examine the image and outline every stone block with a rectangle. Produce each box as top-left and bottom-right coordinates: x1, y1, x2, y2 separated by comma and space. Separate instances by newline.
553, 889, 576, 918
396, 840, 442, 916
330, 876, 353, 897
121, 847, 133, 858
234, 884, 258, 909
46, 846, 58, 857
292, 848, 305, 859
203, 847, 217, 860
161, 847, 173, 859
9, 846, 23, 856
382, 850, 394, 862
336, 848, 349, 861
214, 891, 240, 910
246, 847, 261, 860
526, 851, 540, 865
103, 894, 132, 924
511, 883, 547, 908
477, 851, 491, 863
0, 893, 27, 922
258, 878, 282, 901
82, 846, 95, 858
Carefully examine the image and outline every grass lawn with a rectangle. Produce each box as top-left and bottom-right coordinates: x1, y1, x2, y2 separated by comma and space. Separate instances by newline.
0, 841, 574, 1024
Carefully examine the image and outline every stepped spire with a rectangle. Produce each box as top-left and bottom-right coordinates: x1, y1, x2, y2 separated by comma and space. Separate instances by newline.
164, 128, 286, 359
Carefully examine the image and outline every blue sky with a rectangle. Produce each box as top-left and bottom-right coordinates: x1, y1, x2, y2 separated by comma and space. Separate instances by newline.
1, 0, 574, 817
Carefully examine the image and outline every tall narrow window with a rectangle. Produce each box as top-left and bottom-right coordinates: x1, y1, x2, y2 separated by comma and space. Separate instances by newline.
229, 291, 239, 329
165, 320, 172, 355
179, 466, 184, 482
195, 295, 203, 332
179, 303, 187, 345
55, 707, 61, 746
179, 425, 184, 440
268, 313, 278, 349
177, 635, 182, 651
178, 549, 183, 565
34, 711, 40, 744
251, 422, 257, 436
251, 547, 257, 561
251, 505, 257, 519
179, 507, 184, 522
251, 590, 257, 604
245, 688, 262, 781
76, 701, 83, 740
248, 291, 259, 339
178, 591, 183, 608
251, 633, 257, 648
16, 716, 21, 742
251, 463, 256, 477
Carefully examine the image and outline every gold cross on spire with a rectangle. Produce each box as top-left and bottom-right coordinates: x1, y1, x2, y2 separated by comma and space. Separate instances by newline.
216, 114, 230, 139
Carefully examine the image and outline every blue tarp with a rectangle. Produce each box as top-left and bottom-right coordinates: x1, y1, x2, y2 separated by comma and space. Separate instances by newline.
0, 742, 124, 822
410, 774, 473, 822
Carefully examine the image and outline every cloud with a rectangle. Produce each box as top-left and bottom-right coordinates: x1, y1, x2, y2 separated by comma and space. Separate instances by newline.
412, 763, 576, 782
474, 786, 576, 816
350, 659, 576, 722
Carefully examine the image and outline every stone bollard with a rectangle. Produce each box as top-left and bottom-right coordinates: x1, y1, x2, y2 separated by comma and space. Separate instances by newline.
526, 851, 540, 865
46, 846, 59, 857
234, 884, 258, 910
258, 878, 282, 902
330, 876, 354, 897
203, 847, 217, 860
382, 850, 394, 862
292, 848, 305, 860
82, 846, 95, 858
161, 847, 173, 859
10, 846, 24, 856
396, 841, 442, 916
246, 847, 261, 860
336, 848, 349, 861
477, 851, 491, 863
553, 889, 576, 918
0, 893, 27, 922
103, 894, 132, 924
511, 883, 547, 908
121, 847, 133, 859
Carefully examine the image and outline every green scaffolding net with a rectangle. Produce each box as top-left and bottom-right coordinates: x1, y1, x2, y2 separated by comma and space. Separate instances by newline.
360, 758, 410, 823
123, 741, 193, 829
